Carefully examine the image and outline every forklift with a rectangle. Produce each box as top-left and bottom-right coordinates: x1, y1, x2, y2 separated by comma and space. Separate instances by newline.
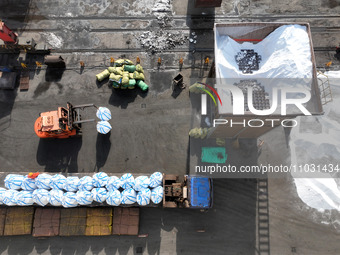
34, 102, 96, 139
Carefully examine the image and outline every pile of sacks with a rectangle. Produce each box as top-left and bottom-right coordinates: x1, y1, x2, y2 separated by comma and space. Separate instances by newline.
0, 172, 163, 208
96, 59, 149, 91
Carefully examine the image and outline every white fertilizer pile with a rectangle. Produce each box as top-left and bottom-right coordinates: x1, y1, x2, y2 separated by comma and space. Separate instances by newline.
290, 71, 340, 211
215, 25, 313, 78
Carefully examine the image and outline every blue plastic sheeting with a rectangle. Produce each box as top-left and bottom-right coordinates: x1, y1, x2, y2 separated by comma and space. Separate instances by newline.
189, 177, 212, 208
0, 67, 11, 72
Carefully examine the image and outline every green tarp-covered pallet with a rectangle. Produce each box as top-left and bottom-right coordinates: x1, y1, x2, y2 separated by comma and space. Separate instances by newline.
96, 59, 149, 92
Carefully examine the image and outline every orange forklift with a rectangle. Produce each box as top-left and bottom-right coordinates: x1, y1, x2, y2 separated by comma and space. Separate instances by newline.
34, 102, 96, 139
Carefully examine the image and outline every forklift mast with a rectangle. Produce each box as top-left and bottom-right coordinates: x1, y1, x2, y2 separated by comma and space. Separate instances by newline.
67, 102, 97, 131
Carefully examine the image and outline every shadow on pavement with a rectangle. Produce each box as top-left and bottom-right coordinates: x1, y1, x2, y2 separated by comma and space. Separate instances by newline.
109, 88, 148, 109
36, 137, 82, 173
95, 132, 111, 172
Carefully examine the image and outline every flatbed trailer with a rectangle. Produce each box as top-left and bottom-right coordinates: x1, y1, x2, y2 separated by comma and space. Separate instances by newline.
0, 172, 213, 209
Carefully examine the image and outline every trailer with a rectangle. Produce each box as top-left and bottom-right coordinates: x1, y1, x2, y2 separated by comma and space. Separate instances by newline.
0, 172, 213, 209
0, 173, 213, 237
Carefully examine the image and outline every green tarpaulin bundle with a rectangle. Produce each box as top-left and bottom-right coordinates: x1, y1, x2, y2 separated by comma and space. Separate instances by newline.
136, 80, 148, 91
121, 83, 128, 89
128, 79, 136, 89
96, 69, 110, 82
112, 81, 120, 89
124, 65, 136, 73
108, 66, 123, 75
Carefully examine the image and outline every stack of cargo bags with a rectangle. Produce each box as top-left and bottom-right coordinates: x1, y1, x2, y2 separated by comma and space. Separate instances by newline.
96, 59, 149, 91
0, 172, 163, 208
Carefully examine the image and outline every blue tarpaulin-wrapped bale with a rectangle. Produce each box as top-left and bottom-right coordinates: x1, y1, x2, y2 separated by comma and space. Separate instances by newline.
106, 190, 121, 206
151, 186, 163, 204
121, 188, 137, 205
64, 177, 80, 192
0, 188, 6, 204
93, 172, 109, 188
137, 188, 151, 206
36, 174, 52, 190
134, 176, 150, 191
50, 174, 66, 190
149, 172, 163, 188
21, 176, 37, 191
49, 189, 63, 206
91, 188, 107, 203
79, 176, 93, 191
33, 189, 50, 206
106, 176, 122, 191
120, 173, 135, 189
5, 174, 24, 190
62, 192, 78, 208
16, 191, 34, 206
76, 190, 93, 205
3, 190, 18, 206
